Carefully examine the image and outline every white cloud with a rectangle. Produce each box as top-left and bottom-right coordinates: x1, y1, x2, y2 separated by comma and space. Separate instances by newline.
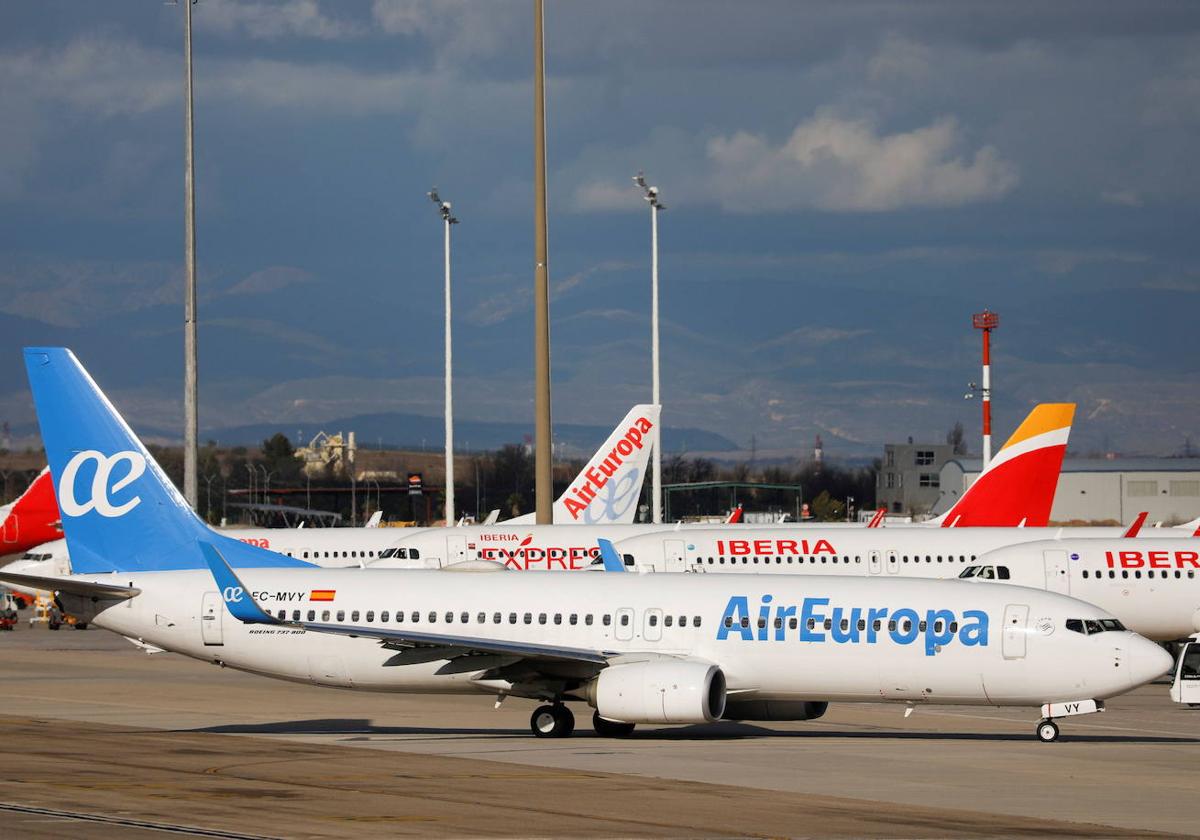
572, 113, 1019, 213
705, 114, 1019, 212
198, 0, 362, 41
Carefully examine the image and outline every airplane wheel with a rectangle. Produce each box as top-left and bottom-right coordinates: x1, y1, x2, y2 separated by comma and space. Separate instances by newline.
531, 704, 574, 738
1036, 720, 1060, 743
593, 712, 636, 738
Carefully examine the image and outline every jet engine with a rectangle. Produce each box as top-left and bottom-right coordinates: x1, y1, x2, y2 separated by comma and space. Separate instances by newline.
723, 699, 829, 721
587, 660, 725, 724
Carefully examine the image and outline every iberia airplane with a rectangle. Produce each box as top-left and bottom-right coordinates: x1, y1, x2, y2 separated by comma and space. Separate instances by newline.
0, 467, 62, 557
0, 347, 1170, 743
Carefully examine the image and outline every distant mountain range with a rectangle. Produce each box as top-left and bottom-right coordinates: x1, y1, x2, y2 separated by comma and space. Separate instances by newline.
6, 412, 738, 456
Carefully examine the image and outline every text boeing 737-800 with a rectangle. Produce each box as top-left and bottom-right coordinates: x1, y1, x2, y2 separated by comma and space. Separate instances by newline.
0, 348, 1171, 742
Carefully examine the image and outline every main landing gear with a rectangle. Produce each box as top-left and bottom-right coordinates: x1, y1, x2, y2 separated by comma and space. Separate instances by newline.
1035, 719, 1060, 743
530, 704, 574, 738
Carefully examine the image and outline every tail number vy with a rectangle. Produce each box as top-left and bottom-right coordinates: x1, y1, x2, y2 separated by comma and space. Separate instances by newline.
59, 450, 147, 518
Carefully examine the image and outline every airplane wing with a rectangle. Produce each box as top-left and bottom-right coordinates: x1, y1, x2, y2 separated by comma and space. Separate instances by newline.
200, 540, 610, 667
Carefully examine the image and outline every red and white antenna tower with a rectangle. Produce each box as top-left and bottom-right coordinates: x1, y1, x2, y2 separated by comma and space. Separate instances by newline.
971, 310, 999, 467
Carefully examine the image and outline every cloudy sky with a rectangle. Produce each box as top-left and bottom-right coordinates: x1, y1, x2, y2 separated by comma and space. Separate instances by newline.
1, 1, 1198, 457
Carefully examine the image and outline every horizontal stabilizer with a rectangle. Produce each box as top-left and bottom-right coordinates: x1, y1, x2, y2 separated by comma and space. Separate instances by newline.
0, 571, 139, 600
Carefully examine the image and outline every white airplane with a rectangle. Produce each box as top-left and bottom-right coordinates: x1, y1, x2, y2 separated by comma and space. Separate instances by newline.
0, 347, 1171, 742
962, 538, 1200, 642
1, 404, 662, 582
371, 403, 1084, 571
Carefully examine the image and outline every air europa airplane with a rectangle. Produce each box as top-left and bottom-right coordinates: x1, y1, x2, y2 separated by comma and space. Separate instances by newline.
0, 347, 1171, 743
370, 403, 1082, 572
4, 404, 662, 581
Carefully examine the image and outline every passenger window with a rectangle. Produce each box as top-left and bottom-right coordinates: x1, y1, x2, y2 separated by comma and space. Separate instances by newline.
445, 612, 454, 623
757, 618, 766, 629
789, 618, 798, 630
460, 612, 469, 623
336, 610, 345, 622
772, 617, 782, 629
428, 612, 437, 623
620, 614, 630, 627
307, 610, 315, 621
411, 611, 419, 623
602, 615, 611, 626
397, 611, 405, 623
321, 610, 330, 621
585, 614, 594, 626
1082, 570, 1089, 579
381, 611, 389, 622
569, 614, 578, 625
508, 612, 517, 624
873, 620, 882, 631
692, 617, 701, 627
918, 621, 926, 632
493, 612, 502, 623
823, 618, 832, 630
292, 610, 301, 621
477, 612, 486, 624
524, 613, 533, 625
362, 611, 372, 622
665, 615, 673, 627
678, 615, 686, 627
650, 614, 659, 627
740, 616, 750, 629
554, 614, 562, 625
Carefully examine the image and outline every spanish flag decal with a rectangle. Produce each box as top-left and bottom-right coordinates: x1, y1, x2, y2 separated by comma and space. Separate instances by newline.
309, 590, 336, 602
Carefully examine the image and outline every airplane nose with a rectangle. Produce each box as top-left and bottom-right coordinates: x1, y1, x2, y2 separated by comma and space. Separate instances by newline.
1124, 636, 1174, 689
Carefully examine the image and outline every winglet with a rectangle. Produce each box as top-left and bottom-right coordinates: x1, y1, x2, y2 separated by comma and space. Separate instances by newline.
199, 541, 279, 625
1123, 511, 1148, 538
866, 507, 886, 528
597, 538, 627, 573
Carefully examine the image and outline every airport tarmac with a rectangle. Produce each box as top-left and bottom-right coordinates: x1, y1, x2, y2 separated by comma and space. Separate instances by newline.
1, 621, 1197, 838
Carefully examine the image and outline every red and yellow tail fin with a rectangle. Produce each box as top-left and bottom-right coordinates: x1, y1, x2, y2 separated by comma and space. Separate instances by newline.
935, 403, 1074, 528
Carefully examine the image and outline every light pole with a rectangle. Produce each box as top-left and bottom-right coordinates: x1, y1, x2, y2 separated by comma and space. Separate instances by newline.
633, 171, 665, 524
532, 0, 553, 524
429, 188, 459, 526
181, 0, 199, 510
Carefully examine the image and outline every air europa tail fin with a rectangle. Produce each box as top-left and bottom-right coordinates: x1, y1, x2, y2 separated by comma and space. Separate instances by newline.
23, 348, 310, 573
507, 404, 661, 525
931, 403, 1074, 528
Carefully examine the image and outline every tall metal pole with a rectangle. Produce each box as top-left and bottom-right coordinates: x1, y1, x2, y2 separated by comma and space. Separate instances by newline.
649, 193, 661, 523
182, 0, 199, 509
533, 0, 553, 524
971, 310, 999, 468
634, 172, 665, 523
430, 189, 459, 525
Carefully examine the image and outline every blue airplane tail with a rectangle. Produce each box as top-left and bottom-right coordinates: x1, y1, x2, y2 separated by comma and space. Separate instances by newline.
24, 347, 311, 573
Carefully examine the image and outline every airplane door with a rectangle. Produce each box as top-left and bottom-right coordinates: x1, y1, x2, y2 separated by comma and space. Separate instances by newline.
644, 608, 663, 642
664, 540, 686, 573
886, 550, 899, 574
1001, 604, 1029, 659
615, 607, 635, 641
201, 591, 223, 646
1043, 550, 1070, 594
868, 551, 882, 575
446, 535, 467, 565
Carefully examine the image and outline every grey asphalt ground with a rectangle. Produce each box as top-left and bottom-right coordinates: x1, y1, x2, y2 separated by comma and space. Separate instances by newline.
1, 617, 1196, 838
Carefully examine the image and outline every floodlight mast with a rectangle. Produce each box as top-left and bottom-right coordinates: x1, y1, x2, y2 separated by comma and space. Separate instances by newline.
633, 171, 665, 524
429, 188, 459, 525
532, 0, 553, 524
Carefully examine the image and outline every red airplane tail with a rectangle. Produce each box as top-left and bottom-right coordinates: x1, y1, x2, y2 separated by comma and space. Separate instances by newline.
932, 404, 1074, 528
0, 467, 63, 554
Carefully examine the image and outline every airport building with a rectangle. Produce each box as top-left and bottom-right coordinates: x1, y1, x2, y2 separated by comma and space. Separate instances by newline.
934, 457, 1200, 525
874, 441, 956, 516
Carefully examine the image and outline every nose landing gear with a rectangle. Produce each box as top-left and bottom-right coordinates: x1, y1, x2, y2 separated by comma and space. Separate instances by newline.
530, 703, 575, 738
1036, 719, 1060, 743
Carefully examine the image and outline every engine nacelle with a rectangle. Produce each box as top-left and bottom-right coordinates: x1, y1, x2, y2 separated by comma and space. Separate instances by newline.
723, 699, 829, 722
588, 661, 726, 724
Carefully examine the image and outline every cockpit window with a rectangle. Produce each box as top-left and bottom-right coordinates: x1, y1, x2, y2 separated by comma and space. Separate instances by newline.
379, 548, 395, 558
1066, 617, 1126, 635
959, 567, 978, 579
996, 566, 1010, 580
